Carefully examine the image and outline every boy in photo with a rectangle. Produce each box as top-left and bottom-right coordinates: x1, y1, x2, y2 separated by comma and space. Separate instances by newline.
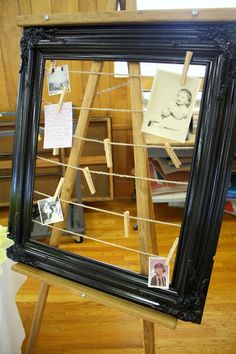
148, 257, 169, 289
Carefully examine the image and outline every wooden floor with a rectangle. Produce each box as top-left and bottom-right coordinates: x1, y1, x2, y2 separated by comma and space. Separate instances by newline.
1, 201, 236, 354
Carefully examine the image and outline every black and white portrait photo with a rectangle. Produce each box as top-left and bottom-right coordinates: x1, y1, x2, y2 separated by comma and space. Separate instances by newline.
38, 196, 64, 225
148, 256, 170, 289
142, 70, 201, 143
47, 64, 71, 96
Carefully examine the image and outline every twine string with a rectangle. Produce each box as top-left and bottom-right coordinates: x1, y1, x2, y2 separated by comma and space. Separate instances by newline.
38, 126, 193, 151
36, 156, 188, 186
73, 135, 194, 150
34, 190, 181, 228
32, 219, 158, 258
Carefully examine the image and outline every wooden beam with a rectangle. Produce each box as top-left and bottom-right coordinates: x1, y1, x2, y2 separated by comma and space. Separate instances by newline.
49, 60, 103, 247
128, 61, 159, 354
24, 282, 49, 354
128, 62, 158, 274
17, 8, 236, 27
12, 263, 177, 330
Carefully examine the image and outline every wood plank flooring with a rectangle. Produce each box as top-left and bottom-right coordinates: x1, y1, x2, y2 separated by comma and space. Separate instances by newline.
1, 201, 236, 353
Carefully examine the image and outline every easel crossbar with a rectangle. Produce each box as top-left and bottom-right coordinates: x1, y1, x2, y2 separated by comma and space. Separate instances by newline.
12, 263, 177, 330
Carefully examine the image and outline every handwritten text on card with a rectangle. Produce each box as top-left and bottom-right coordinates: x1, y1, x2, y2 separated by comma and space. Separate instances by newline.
44, 102, 73, 149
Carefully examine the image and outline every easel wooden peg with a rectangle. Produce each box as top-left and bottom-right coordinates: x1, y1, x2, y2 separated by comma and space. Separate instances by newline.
123, 211, 130, 238
181, 51, 193, 86
83, 167, 96, 195
164, 142, 182, 168
104, 138, 113, 168
165, 238, 179, 266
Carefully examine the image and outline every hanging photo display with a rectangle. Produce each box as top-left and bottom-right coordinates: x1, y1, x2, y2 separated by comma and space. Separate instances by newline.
8, 15, 236, 326
37, 196, 64, 225
47, 64, 71, 96
142, 70, 201, 143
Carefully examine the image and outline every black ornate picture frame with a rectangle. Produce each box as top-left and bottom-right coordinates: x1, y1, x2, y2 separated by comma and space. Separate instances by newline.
8, 16, 236, 324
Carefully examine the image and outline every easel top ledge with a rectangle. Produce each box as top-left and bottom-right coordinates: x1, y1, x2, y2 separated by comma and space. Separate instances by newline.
16, 8, 236, 28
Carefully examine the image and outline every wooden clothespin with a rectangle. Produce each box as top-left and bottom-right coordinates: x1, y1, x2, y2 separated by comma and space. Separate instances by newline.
103, 138, 113, 168
48, 60, 56, 74
164, 142, 182, 169
54, 177, 64, 198
56, 85, 67, 113
181, 51, 193, 86
123, 211, 130, 238
165, 237, 179, 266
83, 167, 96, 195
52, 148, 59, 156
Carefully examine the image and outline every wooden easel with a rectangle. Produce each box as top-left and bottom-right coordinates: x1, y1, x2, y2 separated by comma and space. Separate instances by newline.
15, 1, 177, 353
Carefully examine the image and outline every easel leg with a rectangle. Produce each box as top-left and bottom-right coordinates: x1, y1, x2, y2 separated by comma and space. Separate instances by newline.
122, 0, 158, 348
25, 283, 49, 354
143, 320, 156, 354
49, 60, 104, 247
128, 61, 158, 354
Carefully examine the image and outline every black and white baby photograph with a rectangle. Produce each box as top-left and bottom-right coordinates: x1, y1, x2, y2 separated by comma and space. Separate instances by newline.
47, 64, 71, 96
37, 196, 64, 225
142, 69, 201, 143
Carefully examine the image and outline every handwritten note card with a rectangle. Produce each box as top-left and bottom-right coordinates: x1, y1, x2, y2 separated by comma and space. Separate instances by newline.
43, 102, 73, 149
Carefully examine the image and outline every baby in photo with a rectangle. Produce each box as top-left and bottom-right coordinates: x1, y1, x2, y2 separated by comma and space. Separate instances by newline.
161, 88, 192, 121
142, 69, 201, 143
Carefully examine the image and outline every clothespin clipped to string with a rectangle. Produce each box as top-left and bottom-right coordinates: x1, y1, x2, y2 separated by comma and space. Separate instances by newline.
57, 85, 67, 113
38, 126, 43, 142
83, 167, 96, 195
181, 51, 193, 86
103, 138, 113, 168
48, 60, 56, 74
164, 142, 181, 169
165, 237, 179, 266
123, 211, 130, 238
54, 177, 64, 198
52, 148, 59, 156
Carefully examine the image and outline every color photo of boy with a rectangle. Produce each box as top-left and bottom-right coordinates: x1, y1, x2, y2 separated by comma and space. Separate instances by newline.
148, 256, 170, 289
